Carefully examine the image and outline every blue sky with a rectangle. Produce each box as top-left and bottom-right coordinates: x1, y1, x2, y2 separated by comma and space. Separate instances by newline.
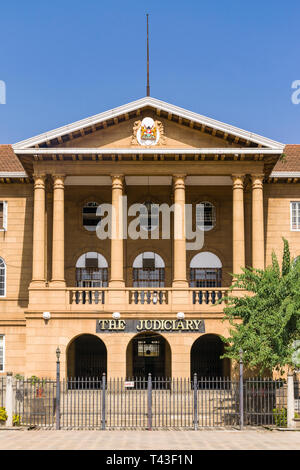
0, 0, 300, 144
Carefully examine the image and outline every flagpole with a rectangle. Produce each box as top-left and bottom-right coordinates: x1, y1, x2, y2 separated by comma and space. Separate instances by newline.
147, 14, 150, 97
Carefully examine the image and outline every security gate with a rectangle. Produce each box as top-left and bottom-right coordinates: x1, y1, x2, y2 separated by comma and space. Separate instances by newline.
13, 375, 290, 430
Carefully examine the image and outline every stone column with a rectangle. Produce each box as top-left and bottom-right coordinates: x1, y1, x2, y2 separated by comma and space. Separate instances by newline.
51, 175, 66, 286
251, 174, 265, 270
109, 175, 125, 287
172, 175, 188, 287
31, 174, 46, 286
232, 175, 245, 276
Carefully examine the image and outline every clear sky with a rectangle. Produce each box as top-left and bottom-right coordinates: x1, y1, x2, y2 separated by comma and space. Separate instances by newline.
0, 0, 299, 144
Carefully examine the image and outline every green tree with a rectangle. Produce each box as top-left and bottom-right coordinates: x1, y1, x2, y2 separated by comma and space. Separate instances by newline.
222, 239, 300, 374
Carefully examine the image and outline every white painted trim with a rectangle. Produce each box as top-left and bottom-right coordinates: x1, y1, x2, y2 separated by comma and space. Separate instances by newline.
0, 172, 27, 178
12, 97, 285, 150
271, 172, 300, 178
0, 335, 4, 372
3, 201, 7, 231
14, 147, 283, 155
290, 201, 300, 231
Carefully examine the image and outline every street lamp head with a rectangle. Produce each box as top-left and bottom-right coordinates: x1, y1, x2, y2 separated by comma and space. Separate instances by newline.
177, 312, 185, 320
112, 312, 121, 319
42, 311, 51, 322
56, 347, 61, 361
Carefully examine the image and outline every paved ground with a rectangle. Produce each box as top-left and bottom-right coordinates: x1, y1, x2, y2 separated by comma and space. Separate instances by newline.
0, 429, 299, 450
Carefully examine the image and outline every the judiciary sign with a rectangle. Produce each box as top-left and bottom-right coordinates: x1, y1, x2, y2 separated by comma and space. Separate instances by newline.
96, 319, 205, 333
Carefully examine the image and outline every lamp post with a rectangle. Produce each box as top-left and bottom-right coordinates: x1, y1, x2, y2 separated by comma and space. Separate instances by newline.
56, 347, 61, 430
239, 348, 244, 430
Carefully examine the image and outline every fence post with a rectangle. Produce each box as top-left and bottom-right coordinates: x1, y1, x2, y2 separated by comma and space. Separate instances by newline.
287, 372, 295, 429
56, 348, 61, 430
193, 373, 198, 430
239, 349, 244, 430
5, 372, 13, 427
147, 373, 152, 431
101, 373, 106, 430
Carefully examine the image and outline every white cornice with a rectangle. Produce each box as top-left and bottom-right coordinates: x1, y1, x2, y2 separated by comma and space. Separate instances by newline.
14, 147, 283, 155
0, 172, 28, 178
270, 171, 300, 178
12, 97, 285, 151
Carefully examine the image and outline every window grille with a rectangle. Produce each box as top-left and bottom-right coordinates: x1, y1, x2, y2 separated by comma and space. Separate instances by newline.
196, 202, 216, 231
291, 202, 300, 231
133, 268, 165, 288
76, 267, 108, 288
0, 336, 4, 372
189, 268, 222, 288
82, 202, 101, 231
139, 201, 159, 232
0, 258, 5, 296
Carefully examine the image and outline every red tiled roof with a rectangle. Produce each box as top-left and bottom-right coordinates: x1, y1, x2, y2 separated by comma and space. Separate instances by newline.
0, 145, 27, 174
273, 145, 300, 172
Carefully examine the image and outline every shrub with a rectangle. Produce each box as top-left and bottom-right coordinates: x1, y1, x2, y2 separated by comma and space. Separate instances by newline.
273, 407, 287, 427
0, 407, 8, 422
13, 414, 20, 426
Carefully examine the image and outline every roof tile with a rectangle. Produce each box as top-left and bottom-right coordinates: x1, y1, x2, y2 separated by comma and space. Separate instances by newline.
0, 145, 27, 174
273, 145, 300, 172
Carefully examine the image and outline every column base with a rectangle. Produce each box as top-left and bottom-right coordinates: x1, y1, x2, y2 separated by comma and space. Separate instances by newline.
49, 280, 66, 288
109, 280, 125, 288
172, 280, 189, 288
29, 280, 46, 288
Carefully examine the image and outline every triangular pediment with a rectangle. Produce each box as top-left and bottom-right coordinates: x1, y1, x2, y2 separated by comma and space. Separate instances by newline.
12, 97, 284, 151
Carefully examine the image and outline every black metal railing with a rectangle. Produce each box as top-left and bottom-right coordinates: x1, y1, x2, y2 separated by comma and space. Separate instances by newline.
9, 375, 299, 430
0, 376, 5, 407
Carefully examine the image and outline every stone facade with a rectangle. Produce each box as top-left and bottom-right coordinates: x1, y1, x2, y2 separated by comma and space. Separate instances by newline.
0, 97, 296, 380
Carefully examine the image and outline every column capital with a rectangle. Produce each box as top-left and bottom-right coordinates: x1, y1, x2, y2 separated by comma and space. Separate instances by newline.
251, 174, 264, 189
173, 174, 186, 190
111, 174, 124, 190
231, 174, 245, 189
52, 174, 65, 190
33, 174, 46, 189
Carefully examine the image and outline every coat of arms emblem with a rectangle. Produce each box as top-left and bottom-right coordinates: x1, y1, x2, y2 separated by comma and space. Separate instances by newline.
132, 117, 165, 146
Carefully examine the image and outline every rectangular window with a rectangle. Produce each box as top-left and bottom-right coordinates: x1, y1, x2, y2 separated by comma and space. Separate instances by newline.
290, 202, 300, 231
0, 202, 7, 231
0, 336, 4, 372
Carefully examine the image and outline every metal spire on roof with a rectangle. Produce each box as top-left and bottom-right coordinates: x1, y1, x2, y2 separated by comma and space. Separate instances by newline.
146, 14, 150, 97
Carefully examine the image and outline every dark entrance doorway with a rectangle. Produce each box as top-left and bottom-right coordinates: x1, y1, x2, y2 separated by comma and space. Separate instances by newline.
67, 334, 107, 379
191, 334, 230, 379
126, 332, 171, 379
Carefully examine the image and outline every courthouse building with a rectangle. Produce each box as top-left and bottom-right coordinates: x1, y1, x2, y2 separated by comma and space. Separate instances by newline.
0, 96, 298, 380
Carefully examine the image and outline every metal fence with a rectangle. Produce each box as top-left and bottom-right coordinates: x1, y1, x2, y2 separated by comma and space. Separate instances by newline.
7, 375, 299, 430
0, 376, 5, 407
14, 379, 56, 428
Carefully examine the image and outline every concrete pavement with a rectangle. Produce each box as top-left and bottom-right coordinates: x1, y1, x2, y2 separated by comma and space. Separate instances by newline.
0, 429, 299, 450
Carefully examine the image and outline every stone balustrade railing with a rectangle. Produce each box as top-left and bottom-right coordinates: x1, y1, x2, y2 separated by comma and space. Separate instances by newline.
68, 287, 230, 306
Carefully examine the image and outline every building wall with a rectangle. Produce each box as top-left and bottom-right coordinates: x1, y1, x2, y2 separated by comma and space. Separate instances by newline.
0, 180, 300, 378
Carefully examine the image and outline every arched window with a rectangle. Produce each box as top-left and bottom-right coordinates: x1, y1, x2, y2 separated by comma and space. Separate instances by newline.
0, 258, 6, 297
76, 252, 108, 287
82, 201, 101, 231
139, 201, 159, 232
133, 252, 165, 287
190, 252, 222, 287
196, 202, 216, 231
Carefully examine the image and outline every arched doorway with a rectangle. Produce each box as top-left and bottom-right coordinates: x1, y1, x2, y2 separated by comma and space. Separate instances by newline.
67, 334, 107, 379
126, 332, 171, 380
191, 334, 230, 379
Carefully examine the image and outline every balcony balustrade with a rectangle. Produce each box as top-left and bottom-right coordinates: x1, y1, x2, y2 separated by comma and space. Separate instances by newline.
67, 287, 231, 309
